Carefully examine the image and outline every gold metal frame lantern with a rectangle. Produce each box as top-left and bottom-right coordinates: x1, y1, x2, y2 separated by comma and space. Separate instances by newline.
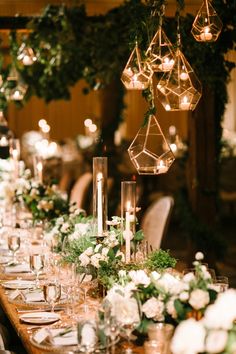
146, 28, 175, 72
121, 43, 153, 90
156, 48, 202, 111
191, 0, 223, 42
128, 115, 175, 175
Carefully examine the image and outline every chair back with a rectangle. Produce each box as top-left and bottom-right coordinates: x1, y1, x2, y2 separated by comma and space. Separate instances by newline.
141, 196, 174, 250
70, 172, 93, 209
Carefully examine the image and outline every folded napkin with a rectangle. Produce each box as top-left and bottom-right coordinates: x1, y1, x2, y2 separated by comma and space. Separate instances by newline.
23, 290, 45, 303
52, 328, 77, 346
5, 263, 31, 273
33, 327, 77, 346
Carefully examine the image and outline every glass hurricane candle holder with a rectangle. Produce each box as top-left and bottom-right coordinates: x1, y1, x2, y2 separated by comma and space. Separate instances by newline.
9, 138, 21, 179
33, 155, 44, 183
121, 181, 136, 263
93, 157, 108, 237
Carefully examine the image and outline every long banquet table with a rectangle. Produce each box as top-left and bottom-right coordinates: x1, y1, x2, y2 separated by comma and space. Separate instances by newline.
0, 271, 144, 354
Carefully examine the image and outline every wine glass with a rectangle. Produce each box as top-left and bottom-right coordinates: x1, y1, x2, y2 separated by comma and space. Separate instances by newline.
79, 273, 97, 313
29, 254, 45, 288
118, 300, 141, 354
8, 235, 21, 264
105, 316, 120, 353
43, 281, 61, 312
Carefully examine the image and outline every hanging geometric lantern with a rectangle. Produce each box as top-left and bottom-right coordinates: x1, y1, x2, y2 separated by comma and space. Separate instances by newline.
146, 28, 175, 72
4, 66, 28, 101
156, 48, 202, 111
128, 115, 175, 175
121, 43, 153, 90
17, 43, 37, 66
191, 0, 223, 42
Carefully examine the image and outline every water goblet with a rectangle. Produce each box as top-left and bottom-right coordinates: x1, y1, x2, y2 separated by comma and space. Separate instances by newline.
43, 281, 61, 312
8, 234, 20, 264
118, 302, 141, 354
29, 254, 45, 288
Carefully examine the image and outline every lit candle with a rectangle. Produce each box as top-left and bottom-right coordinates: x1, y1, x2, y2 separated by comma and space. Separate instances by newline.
12, 90, 22, 101
200, 27, 213, 41
180, 72, 189, 81
12, 149, 19, 179
131, 75, 144, 90
36, 161, 43, 183
97, 172, 103, 235
158, 160, 168, 174
125, 201, 131, 263
180, 96, 191, 110
159, 58, 174, 72
23, 55, 33, 66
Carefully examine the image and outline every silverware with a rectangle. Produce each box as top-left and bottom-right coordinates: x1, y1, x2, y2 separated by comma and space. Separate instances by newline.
17, 306, 65, 313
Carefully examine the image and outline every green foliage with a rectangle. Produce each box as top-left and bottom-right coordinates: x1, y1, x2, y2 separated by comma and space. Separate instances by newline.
144, 249, 177, 271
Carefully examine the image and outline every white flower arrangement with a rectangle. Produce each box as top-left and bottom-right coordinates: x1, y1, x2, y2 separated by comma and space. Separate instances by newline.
171, 289, 236, 354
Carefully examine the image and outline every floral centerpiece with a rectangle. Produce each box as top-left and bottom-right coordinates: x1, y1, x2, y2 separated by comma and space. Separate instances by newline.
103, 253, 217, 334
15, 179, 71, 222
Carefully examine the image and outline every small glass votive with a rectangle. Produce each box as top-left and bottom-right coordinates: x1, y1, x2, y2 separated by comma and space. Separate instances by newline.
147, 323, 174, 342
144, 340, 165, 354
213, 276, 229, 292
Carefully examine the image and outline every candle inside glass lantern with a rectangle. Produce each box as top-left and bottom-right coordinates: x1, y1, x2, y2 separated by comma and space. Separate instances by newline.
97, 172, 103, 236
200, 26, 213, 41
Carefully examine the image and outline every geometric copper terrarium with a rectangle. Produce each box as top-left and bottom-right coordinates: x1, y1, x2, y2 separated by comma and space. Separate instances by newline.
146, 28, 175, 73
121, 43, 153, 90
128, 115, 175, 175
4, 66, 28, 101
191, 0, 223, 42
156, 48, 202, 111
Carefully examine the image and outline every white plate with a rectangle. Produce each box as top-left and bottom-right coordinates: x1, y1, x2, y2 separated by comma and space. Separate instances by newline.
20, 312, 61, 325
2, 280, 35, 290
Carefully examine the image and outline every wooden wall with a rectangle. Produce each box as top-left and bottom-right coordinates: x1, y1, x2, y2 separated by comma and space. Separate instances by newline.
1, 0, 202, 142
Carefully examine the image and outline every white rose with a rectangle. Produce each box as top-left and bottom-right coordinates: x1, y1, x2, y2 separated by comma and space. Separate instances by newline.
56, 217, 64, 225
90, 253, 102, 268
195, 251, 204, 261
68, 231, 81, 242
179, 291, 189, 302
189, 289, 210, 310
142, 297, 164, 321
113, 297, 140, 324
166, 298, 177, 319
74, 208, 86, 215
150, 271, 161, 281
84, 247, 94, 256
204, 289, 236, 330
205, 330, 228, 353
128, 270, 150, 287
61, 222, 70, 233
75, 223, 89, 236
101, 247, 109, 256
171, 318, 206, 354
79, 253, 90, 267
183, 272, 196, 283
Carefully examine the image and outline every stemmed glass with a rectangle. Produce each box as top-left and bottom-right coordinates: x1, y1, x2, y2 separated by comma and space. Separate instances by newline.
105, 316, 120, 353
29, 254, 45, 288
8, 235, 21, 264
118, 300, 141, 354
79, 273, 97, 313
43, 281, 61, 312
